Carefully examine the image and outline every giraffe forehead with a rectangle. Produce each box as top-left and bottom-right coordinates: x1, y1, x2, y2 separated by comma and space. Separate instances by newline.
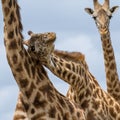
30, 32, 56, 43
95, 9, 110, 25
95, 8, 111, 18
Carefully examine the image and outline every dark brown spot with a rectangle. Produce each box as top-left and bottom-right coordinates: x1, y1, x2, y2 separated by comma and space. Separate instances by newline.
63, 70, 67, 78
56, 103, 64, 116
39, 84, 54, 101
4, 7, 9, 16
73, 95, 77, 101
16, 4, 23, 31
86, 88, 92, 97
25, 82, 35, 98
81, 100, 89, 109
109, 99, 114, 105
76, 65, 79, 73
109, 107, 116, 118
9, 40, 17, 50
12, 0, 15, 7
57, 69, 61, 75
71, 63, 75, 72
28, 57, 32, 64
92, 100, 100, 110
31, 113, 46, 120
41, 66, 47, 76
77, 112, 80, 118
87, 111, 95, 120
9, 0, 12, 8
63, 112, 69, 120
57, 96, 66, 108
8, 11, 16, 25
31, 108, 35, 114
115, 104, 120, 113
79, 92, 84, 100
19, 50, 24, 58
115, 88, 120, 92
12, 54, 17, 64
33, 92, 47, 109
79, 67, 84, 75
48, 106, 56, 118
36, 76, 41, 85
24, 60, 30, 76
23, 102, 29, 112
53, 57, 57, 62
8, 31, 14, 39
66, 63, 71, 70
31, 65, 35, 78
16, 63, 23, 72
2, 0, 6, 4
68, 102, 74, 113
72, 74, 76, 80
19, 78, 29, 88
57, 114, 61, 120
110, 63, 115, 71
109, 56, 114, 61
15, 26, 18, 36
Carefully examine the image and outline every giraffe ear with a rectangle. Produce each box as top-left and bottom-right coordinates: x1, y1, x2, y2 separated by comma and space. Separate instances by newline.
110, 6, 119, 14
23, 40, 30, 46
85, 8, 94, 16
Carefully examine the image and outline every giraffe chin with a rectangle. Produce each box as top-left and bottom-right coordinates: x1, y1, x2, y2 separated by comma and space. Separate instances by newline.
99, 29, 108, 35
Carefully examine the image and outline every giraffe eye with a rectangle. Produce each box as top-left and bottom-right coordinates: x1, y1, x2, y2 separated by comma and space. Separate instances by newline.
93, 16, 96, 20
30, 46, 35, 51
109, 15, 112, 19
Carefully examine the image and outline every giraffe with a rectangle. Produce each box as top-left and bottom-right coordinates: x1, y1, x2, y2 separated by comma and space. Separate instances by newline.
24, 31, 120, 120
85, 0, 120, 104
1, 0, 86, 119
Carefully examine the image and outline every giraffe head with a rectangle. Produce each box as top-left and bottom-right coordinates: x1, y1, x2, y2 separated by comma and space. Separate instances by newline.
85, 0, 119, 34
23, 31, 56, 64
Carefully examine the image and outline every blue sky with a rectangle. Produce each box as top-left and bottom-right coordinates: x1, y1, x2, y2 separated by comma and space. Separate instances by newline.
0, 0, 120, 119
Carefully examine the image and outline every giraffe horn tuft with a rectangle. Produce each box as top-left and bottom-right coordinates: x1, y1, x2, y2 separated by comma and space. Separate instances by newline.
103, 0, 109, 9
93, 0, 101, 10
28, 31, 33, 36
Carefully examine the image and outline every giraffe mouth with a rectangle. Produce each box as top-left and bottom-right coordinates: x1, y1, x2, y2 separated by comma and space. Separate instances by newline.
99, 28, 108, 35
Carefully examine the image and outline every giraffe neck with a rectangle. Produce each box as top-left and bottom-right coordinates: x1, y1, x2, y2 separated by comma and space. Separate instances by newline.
45, 54, 96, 105
1, 0, 56, 119
100, 29, 120, 103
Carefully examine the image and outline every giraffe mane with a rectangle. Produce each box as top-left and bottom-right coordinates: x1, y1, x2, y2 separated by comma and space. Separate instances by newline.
54, 50, 85, 63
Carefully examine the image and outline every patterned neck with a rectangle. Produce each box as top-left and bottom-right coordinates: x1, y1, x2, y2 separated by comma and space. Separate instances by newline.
100, 29, 120, 103
44, 53, 101, 105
